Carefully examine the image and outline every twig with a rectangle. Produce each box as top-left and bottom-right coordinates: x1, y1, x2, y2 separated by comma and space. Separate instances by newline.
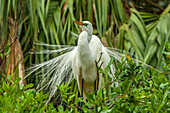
136, 81, 146, 88
74, 104, 83, 111
86, 106, 94, 109
0, 37, 18, 53
105, 98, 117, 104
138, 100, 151, 104
95, 52, 103, 92
138, 60, 162, 73
101, 69, 121, 89
13, 45, 36, 73
70, 100, 83, 111
164, 72, 170, 75
95, 61, 99, 94
109, 103, 116, 109
97, 52, 103, 64
147, 0, 164, 11
99, 62, 103, 68
102, 79, 119, 90
9, 36, 17, 47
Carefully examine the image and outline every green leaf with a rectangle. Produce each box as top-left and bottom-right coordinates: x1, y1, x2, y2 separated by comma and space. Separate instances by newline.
160, 83, 169, 89
124, 24, 143, 59
58, 105, 64, 112
24, 84, 34, 90
4, 44, 11, 55
20, 84, 24, 90
0, 53, 3, 59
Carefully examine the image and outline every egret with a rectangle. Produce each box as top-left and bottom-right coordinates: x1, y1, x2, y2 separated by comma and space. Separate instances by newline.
26, 21, 127, 103
72, 21, 112, 98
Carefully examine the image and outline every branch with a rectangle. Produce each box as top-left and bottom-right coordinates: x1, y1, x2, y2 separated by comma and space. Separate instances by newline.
164, 72, 170, 75
138, 100, 151, 104
147, 0, 164, 11
95, 52, 103, 91
139, 60, 162, 73
70, 100, 83, 111
13, 45, 36, 73
97, 52, 103, 64
0, 37, 18, 53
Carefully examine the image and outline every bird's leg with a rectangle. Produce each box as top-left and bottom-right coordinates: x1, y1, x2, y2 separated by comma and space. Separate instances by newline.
81, 78, 84, 99
78, 68, 83, 110
95, 60, 99, 95
83, 80, 86, 100
79, 78, 83, 110
94, 80, 96, 95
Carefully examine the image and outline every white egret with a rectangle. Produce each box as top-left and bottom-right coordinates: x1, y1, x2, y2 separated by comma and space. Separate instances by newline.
72, 21, 113, 98
26, 21, 131, 103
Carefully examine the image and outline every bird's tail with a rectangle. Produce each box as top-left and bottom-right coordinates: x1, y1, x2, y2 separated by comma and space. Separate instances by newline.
25, 43, 77, 103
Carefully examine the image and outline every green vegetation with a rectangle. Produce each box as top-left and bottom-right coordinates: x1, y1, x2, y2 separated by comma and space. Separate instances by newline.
0, 0, 169, 112
0, 75, 57, 112
0, 43, 169, 112
58, 54, 169, 112
118, 7, 170, 69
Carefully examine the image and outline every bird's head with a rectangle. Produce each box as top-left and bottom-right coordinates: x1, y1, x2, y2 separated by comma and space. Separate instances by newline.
74, 21, 93, 36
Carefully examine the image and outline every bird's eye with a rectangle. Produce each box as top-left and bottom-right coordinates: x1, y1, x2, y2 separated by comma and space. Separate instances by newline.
83, 23, 88, 27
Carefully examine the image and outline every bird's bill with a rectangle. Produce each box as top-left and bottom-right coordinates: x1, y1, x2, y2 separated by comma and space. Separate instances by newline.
73, 21, 83, 26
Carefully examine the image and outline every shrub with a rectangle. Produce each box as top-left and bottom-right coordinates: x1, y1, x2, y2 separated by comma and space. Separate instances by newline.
58, 54, 170, 112
0, 74, 57, 113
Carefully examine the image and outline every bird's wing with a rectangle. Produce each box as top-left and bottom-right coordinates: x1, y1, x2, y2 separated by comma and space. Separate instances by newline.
89, 35, 118, 87
90, 35, 115, 69
89, 35, 102, 60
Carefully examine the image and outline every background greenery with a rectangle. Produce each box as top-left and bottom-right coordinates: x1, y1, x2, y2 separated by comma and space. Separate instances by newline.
0, 50, 169, 112
0, 0, 169, 112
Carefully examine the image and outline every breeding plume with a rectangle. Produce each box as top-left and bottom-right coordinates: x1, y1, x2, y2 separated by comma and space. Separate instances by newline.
26, 21, 129, 103
72, 21, 113, 98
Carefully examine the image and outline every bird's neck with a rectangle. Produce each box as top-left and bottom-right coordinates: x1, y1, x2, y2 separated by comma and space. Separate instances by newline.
78, 31, 92, 44
78, 31, 93, 64
87, 35, 92, 43
78, 31, 88, 43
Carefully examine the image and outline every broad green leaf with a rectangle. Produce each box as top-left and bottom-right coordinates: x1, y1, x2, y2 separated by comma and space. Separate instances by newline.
125, 24, 143, 59
144, 42, 158, 64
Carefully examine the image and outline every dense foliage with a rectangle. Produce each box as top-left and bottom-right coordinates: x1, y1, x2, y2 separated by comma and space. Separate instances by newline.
0, 42, 169, 112
0, 0, 169, 112
0, 76, 57, 112
57, 53, 169, 112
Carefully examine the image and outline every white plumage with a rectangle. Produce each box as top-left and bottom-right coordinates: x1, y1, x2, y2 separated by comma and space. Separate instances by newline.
72, 21, 115, 97
26, 21, 128, 103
